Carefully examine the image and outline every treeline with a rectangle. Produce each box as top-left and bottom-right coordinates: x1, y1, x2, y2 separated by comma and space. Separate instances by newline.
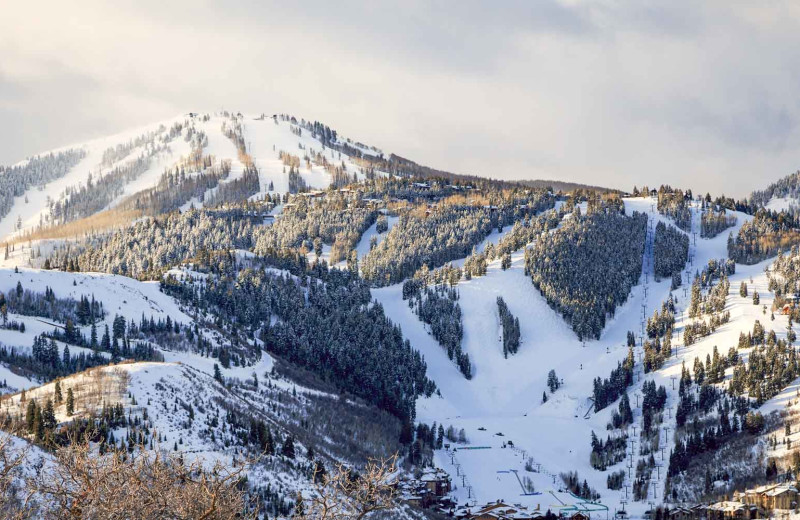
656, 187, 692, 231
255, 195, 376, 265
68, 208, 262, 279
362, 189, 553, 286
48, 195, 374, 280
207, 166, 261, 206
729, 327, 799, 404
700, 208, 737, 238
748, 170, 800, 210
360, 177, 465, 202
100, 125, 169, 166
560, 471, 600, 501
728, 210, 800, 264
120, 157, 233, 216
593, 347, 634, 412
0, 342, 109, 383
653, 222, 689, 281
162, 263, 436, 425
48, 122, 185, 226
667, 366, 756, 501
769, 246, 800, 296
402, 280, 470, 378
497, 297, 520, 357
0, 149, 86, 225
590, 430, 627, 471
525, 209, 647, 340
1, 284, 104, 326
640, 380, 667, 435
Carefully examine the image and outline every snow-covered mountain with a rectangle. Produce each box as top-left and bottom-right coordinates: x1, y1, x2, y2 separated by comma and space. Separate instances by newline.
0, 112, 387, 244
3, 112, 800, 519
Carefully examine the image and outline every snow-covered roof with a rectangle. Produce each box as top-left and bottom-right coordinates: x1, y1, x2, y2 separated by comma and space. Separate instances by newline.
765, 484, 797, 496
707, 501, 746, 512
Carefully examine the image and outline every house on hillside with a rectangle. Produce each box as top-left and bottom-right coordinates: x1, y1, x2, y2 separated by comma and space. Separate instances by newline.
667, 506, 693, 520
420, 468, 451, 496
764, 484, 797, 510
688, 504, 707, 520
706, 501, 748, 520
746, 484, 779, 509
464, 501, 541, 520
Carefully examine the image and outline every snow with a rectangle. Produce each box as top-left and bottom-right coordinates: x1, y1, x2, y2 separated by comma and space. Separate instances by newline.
104, 139, 193, 209
376, 197, 758, 516
0, 116, 186, 242
766, 196, 799, 214
2, 115, 792, 515
354, 216, 399, 261
0, 268, 191, 327
0, 112, 390, 244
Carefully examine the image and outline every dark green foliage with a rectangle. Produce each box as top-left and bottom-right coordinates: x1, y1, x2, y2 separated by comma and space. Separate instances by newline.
405, 284, 470, 378
653, 221, 688, 281
656, 187, 692, 231
729, 210, 800, 264
497, 297, 520, 357
525, 209, 647, 340
593, 348, 634, 412
363, 191, 553, 286
162, 265, 435, 422
700, 208, 737, 238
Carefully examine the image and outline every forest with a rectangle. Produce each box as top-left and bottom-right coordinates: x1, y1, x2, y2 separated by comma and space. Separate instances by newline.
0, 149, 86, 227
525, 207, 647, 340
729, 210, 800, 264
161, 260, 436, 427
653, 221, 689, 281
362, 189, 553, 286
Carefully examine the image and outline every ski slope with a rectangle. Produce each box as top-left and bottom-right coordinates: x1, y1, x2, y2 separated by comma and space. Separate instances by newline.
376, 197, 759, 517
0, 112, 390, 243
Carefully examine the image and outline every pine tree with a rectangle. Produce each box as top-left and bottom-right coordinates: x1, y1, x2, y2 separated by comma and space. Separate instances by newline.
281, 435, 296, 459
66, 388, 74, 416
547, 370, 560, 393
42, 399, 56, 431
25, 399, 36, 432
90, 323, 98, 350
54, 381, 62, 404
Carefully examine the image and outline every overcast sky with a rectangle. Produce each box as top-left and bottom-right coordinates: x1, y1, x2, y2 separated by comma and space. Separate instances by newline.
2, 1, 800, 197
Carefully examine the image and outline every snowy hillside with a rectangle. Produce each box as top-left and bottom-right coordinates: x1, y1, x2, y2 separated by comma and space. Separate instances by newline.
5, 111, 800, 519
371, 196, 767, 517
0, 112, 388, 244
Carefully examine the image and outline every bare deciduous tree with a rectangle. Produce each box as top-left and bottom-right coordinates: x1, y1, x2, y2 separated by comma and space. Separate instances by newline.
32, 437, 258, 520
0, 435, 35, 520
298, 457, 398, 520
0, 431, 258, 520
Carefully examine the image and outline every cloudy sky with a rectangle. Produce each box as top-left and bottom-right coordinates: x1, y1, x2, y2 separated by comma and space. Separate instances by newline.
2, 1, 800, 197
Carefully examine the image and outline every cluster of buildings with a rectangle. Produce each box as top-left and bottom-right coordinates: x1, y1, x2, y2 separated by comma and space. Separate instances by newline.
397, 468, 455, 512
452, 501, 592, 520
648, 483, 799, 520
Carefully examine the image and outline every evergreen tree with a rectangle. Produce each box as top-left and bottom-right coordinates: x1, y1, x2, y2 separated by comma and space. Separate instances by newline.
66, 388, 74, 416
